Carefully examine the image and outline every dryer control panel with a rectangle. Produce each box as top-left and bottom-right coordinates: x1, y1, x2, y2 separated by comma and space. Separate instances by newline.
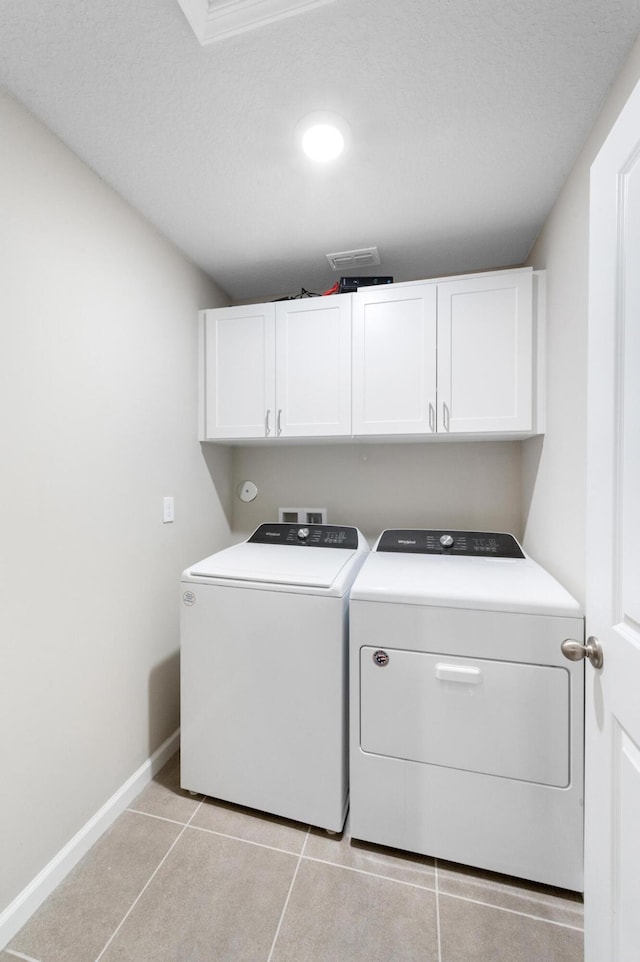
377, 529, 525, 558
248, 523, 359, 549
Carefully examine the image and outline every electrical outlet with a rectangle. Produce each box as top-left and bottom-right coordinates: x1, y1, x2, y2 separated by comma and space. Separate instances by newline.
278, 507, 327, 524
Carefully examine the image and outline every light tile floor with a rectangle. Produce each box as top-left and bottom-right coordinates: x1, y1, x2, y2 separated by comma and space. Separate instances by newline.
5, 754, 584, 962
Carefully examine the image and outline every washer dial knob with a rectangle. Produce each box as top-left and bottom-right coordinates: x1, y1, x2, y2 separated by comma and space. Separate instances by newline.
439, 534, 454, 548
297, 527, 310, 540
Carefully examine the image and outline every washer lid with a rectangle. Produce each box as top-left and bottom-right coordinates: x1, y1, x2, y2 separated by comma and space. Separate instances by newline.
350, 545, 582, 617
185, 525, 367, 592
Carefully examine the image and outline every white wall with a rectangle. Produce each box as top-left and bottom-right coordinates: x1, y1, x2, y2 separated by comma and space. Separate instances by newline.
522, 34, 640, 604
231, 441, 523, 545
0, 91, 231, 920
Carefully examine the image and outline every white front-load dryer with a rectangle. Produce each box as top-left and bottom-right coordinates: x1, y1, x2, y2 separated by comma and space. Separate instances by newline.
180, 522, 368, 832
349, 529, 584, 890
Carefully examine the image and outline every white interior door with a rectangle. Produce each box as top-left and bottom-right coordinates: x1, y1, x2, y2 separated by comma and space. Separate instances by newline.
585, 77, 640, 962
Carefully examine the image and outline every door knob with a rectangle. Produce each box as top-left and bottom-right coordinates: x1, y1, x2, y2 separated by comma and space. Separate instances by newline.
561, 636, 604, 670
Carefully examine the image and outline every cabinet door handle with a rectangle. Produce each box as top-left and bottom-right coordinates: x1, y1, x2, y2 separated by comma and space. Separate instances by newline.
277, 409, 282, 436
265, 409, 271, 436
428, 402, 436, 433
442, 402, 450, 432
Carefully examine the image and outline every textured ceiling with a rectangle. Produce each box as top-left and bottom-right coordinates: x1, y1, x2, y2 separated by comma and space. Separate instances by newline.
1, 0, 639, 301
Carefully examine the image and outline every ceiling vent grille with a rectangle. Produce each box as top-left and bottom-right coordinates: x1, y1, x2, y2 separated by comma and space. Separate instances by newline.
326, 247, 381, 271
176, 0, 336, 44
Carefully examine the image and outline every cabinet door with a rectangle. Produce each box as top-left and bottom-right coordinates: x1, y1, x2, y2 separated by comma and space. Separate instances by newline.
352, 284, 437, 435
201, 304, 276, 440
275, 295, 351, 438
437, 270, 533, 434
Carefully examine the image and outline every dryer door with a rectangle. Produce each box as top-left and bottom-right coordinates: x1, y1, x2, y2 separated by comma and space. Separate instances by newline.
360, 647, 570, 787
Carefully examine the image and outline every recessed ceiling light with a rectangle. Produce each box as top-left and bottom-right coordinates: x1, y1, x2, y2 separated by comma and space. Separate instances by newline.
302, 124, 344, 161
297, 112, 349, 163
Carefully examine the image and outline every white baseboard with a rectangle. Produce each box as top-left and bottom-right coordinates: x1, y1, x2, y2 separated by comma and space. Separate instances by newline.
0, 729, 180, 950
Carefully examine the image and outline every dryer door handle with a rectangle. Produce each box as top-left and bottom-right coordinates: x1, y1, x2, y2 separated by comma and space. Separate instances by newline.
435, 664, 482, 684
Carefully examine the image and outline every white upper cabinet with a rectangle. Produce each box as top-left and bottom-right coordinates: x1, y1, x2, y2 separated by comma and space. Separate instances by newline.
200, 294, 351, 441
275, 295, 351, 437
437, 270, 533, 434
200, 267, 541, 443
201, 303, 275, 440
352, 284, 437, 435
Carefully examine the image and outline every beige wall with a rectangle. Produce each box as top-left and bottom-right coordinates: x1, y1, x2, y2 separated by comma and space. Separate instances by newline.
0, 92, 231, 917
231, 440, 523, 546
523, 34, 640, 604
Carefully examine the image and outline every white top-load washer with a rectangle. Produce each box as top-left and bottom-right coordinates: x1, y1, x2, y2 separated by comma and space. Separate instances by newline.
349, 529, 584, 890
180, 522, 369, 832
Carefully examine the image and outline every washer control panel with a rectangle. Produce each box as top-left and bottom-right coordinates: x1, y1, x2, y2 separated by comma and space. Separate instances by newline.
377, 529, 525, 558
248, 523, 359, 549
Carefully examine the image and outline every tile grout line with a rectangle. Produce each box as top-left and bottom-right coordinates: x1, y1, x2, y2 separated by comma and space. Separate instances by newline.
293, 853, 583, 932
300, 853, 437, 893
126, 806, 199, 828
128, 803, 311, 860
265, 826, 311, 962
435, 859, 443, 962
124, 804, 584, 934
436, 889, 584, 931
92, 797, 207, 962
4, 950, 43, 962
185, 821, 306, 858
132, 808, 582, 932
